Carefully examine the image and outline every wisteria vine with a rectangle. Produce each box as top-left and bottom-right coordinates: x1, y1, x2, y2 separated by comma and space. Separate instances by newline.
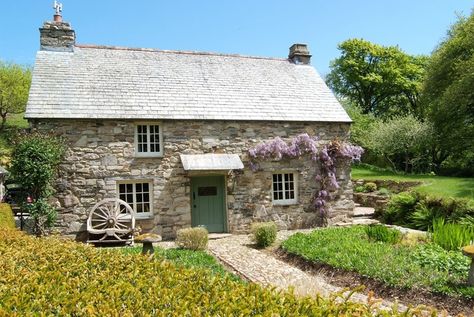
248, 133, 363, 224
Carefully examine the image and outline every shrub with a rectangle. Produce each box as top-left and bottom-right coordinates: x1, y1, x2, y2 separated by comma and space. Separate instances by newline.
24, 198, 57, 236
354, 185, 365, 193
431, 218, 474, 251
0, 229, 424, 316
363, 182, 377, 192
377, 187, 391, 196
365, 224, 402, 244
0, 203, 15, 229
382, 191, 418, 224
10, 132, 65, 200
251, 222, 277, 248
176, 227, 208, 250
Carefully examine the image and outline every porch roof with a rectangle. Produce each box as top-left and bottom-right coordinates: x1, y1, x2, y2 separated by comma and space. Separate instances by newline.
180, 154, 244, 171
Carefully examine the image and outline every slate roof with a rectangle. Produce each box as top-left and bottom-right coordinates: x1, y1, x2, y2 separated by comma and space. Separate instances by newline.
25, 45, 351, 122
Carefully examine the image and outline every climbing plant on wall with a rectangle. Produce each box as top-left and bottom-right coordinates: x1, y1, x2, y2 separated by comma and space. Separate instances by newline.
248, 134, 363, 224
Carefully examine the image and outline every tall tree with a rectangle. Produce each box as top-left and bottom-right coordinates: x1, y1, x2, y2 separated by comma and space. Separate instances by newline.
0, 62, 31, 130
326, 39, 427, 118
422, 13, 474, 171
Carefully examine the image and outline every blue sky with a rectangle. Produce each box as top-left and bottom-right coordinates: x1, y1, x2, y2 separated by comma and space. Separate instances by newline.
0, 1, 472, 75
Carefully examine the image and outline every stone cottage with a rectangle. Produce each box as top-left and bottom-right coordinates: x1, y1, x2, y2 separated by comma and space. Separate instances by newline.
25, 14, 354, 240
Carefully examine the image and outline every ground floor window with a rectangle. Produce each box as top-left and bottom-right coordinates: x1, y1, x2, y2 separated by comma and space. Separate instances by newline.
117, 181, 152, 218
272, 172, 297, 205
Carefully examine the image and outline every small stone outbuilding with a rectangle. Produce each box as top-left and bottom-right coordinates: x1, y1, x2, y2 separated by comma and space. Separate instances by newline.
26, 14, 354, 240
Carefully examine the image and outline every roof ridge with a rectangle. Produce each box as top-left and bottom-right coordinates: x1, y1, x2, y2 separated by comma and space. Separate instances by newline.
75, 44, 289, 62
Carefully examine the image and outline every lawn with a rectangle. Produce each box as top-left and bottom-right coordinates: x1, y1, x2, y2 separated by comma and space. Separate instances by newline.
352, 165, 474, 201
281, 226, 473, 299
120, 246, 239, 280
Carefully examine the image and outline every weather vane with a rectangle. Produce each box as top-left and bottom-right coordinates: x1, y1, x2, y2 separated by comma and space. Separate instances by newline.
53, 1, 63, 16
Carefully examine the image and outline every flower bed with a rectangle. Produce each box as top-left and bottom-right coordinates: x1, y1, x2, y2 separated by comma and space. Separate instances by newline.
281, 226, 473, 300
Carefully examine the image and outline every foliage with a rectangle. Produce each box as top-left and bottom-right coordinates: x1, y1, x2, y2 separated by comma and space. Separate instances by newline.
421, 12, 474, 172
120, 246, 239, 280
381, 190, 474, 230
377, 188, 391, 196
176, 227, 209, 251
0, 229, 430, 316
249, 134, 363, 223
343, 102, 377, 148
0, 203, 15, 229
282, 226, 473, 298
370, 115, 434, 173
10, 132, 65, 200
365, 224, 401, 244
352, 164, 474, 201
354, 185, 365, 193
251, 222, 277, 248
364, 182, 377, 192
0, 62, 31, 130
431, 218, 474, 251
24, 198, 57, 236
326, 38, 427, 118
382, 191, 418, 224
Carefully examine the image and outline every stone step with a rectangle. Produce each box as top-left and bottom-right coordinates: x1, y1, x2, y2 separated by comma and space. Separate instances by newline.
353, 218, 380, 225
353, 206, 375, 217
354, 203, 361, 207
208, 233, 233, 240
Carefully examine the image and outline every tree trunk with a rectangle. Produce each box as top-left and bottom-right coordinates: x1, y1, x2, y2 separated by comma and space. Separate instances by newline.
0, 113, 7, 131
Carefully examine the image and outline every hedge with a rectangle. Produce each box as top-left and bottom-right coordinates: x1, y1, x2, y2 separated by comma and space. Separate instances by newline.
0, 229, 434, 316
0, 203, 15, 229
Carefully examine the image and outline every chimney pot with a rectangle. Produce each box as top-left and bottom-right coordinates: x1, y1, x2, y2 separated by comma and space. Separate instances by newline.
53, 14, 62, 22
289, 43, 311, 65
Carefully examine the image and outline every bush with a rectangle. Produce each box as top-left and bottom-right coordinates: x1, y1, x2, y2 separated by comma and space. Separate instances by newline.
381, 191, 474, 229
377, 187, 391, 196
251, 222, 277, 248
365, 224, 402, 244
24, 198, 57, 236
382, 191, 418, 224
0, 229, 425, 316
0, 203, 15, 229
176, 227, 208, 250
363, 182, 377, 192
354, 185, 365, 193
431, 219, 474, 251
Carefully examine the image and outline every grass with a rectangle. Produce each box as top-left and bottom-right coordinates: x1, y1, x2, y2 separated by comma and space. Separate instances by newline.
5, 112, 28, 129
281, 226, 473, 299
120, 246, 239, 281
352, 165, 474, 201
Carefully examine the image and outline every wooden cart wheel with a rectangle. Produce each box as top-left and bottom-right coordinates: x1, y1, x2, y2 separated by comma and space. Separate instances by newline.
87, 198, 135, 244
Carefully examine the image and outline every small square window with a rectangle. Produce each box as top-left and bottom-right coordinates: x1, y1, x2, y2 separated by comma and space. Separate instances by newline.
135, 124, 163, 157
272, 172, 297, 205
117, 181, 153, 218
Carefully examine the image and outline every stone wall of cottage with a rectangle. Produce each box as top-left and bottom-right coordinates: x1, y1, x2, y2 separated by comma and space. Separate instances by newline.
31, 119, 353, 240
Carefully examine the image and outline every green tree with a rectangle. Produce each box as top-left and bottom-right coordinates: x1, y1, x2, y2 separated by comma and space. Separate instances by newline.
422, 13, 474, 172
326, 39, 427, 118
0, 62, 31, 130
370, 115, 434, 173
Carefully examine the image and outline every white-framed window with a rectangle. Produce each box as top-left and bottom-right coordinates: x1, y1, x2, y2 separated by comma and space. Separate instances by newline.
135, 123, 163, 157
117, 180, 153, 218
272, 172, 298, 205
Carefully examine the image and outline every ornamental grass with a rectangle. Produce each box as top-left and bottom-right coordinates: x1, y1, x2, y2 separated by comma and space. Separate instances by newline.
0, 228, 435, 316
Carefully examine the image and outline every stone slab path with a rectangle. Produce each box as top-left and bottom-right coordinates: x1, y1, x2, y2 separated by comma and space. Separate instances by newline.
207, 230, 405, 311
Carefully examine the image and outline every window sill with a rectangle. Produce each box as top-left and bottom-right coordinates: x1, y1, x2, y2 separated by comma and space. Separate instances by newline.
272, 200, 298, 206
134, 214, 153, 220
134, 153, 164, 158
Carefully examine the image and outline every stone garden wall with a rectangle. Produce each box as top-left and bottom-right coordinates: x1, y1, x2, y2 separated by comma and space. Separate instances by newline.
31, 119, 353, 240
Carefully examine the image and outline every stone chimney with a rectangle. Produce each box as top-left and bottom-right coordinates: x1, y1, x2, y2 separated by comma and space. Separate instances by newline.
39, 2, 75, 51
288, 44, 311, 65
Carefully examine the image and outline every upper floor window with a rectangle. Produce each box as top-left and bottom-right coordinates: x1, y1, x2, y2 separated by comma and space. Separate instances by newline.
135, 124, 163, 157
272, 172, 298, 205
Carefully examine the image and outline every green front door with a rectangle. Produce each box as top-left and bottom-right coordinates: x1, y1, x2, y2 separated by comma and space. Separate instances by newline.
191, 176, 226, 233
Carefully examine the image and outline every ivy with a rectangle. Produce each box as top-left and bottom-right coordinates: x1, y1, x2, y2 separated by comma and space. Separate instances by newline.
249, 133, 363, 224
